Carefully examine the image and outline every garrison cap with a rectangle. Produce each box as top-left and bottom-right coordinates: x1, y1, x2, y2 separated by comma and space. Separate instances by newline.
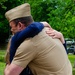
5, 3, 31, 22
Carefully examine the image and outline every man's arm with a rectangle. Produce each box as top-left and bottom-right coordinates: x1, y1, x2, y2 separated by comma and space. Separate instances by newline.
4, 63, 24, 75
17, 22, 44, 41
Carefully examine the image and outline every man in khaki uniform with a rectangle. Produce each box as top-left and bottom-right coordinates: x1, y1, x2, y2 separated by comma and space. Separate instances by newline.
4, 3, 72, 75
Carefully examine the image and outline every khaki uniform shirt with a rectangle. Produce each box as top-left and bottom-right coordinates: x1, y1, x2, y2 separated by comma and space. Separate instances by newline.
12, 28, 72, 75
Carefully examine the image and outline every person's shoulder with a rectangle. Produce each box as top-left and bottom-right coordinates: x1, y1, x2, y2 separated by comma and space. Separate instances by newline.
19, 38, 33, 48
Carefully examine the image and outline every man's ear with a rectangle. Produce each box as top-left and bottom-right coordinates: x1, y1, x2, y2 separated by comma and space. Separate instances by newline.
18, 22, 25, 30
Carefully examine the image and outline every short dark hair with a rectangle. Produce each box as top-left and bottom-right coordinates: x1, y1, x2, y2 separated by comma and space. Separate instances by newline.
12, 16, 34, 27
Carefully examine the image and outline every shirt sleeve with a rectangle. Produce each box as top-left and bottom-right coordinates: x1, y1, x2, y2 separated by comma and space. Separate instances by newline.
16, 22, 44, 41
63, 40, 68, 54
12, 39, 36, 68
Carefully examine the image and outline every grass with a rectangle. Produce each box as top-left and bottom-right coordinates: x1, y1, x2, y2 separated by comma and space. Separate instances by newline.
0, 50, 6, 75
68, 54, 75, 75
0, 62, 5, 75
0, 50, 75, 75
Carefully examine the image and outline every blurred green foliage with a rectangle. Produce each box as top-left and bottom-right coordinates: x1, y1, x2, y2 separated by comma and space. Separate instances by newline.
0, 0, 75, 44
